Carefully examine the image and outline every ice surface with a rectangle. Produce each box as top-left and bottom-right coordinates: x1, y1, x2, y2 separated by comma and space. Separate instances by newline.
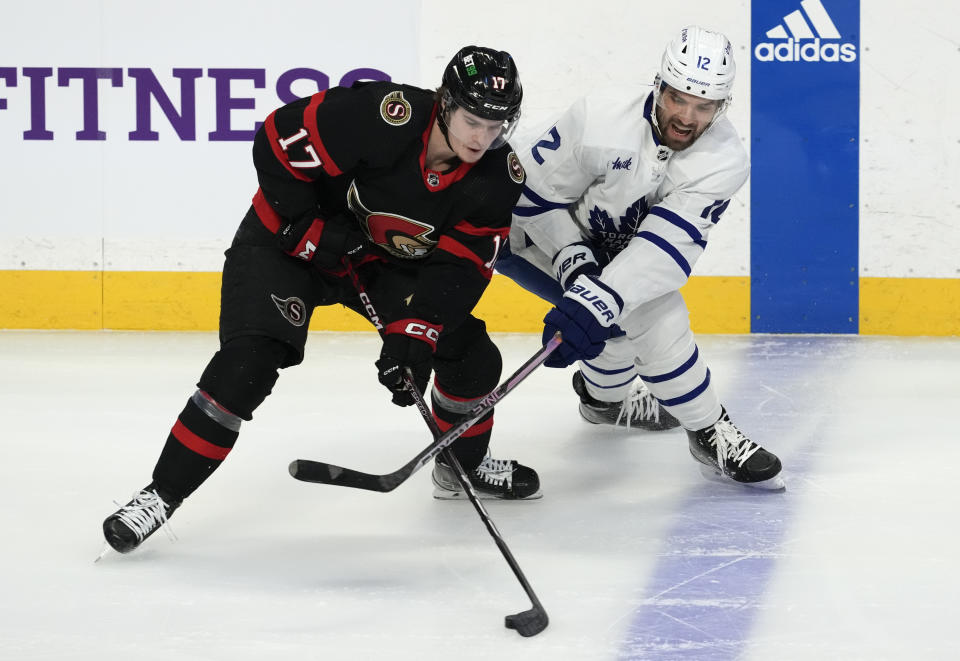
2, 331, 958, 660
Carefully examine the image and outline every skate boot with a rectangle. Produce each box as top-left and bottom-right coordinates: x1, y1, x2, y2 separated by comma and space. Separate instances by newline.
572, 370, 680, 430
102, 483, 181, 553
687, 409, 785, 490
432, 452, 542, 500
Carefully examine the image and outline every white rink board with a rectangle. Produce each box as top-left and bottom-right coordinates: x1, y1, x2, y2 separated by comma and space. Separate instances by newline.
0, 0, 420, 271
1, 1, 958, 277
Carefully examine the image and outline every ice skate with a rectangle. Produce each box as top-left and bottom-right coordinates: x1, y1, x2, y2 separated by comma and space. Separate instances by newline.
102, 483, 181, 554
432, 452, 541, 500
687, 410, 784, 490
572, 370, 680, 430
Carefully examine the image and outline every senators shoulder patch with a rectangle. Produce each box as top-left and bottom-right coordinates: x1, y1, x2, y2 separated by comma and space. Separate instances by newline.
380, 91, 412, 126
507, 151, 525, 184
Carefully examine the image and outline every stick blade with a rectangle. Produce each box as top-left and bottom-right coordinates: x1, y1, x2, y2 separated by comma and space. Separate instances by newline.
288, 459, 401, 492
289, 459, 341, 483
504, 607, 549, 637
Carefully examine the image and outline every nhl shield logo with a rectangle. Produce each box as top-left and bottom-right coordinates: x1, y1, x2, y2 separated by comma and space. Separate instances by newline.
270, 294, 307, 327
426, 172, 440, 187
380, 91, 412, 126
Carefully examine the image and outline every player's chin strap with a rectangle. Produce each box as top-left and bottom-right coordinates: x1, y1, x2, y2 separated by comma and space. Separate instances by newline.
436, 102, 456, 154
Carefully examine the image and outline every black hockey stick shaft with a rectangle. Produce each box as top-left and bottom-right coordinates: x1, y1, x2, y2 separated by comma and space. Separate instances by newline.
402, 370, 548, 637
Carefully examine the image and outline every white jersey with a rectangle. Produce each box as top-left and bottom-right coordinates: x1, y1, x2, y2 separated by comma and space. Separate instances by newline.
510, 88, 749, 316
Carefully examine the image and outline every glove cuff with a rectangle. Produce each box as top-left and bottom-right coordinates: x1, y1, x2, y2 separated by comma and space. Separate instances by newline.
562, 275, 624, 328
553, 241, 600, 289
384, 318, 444, 352
280, 217, 326, 261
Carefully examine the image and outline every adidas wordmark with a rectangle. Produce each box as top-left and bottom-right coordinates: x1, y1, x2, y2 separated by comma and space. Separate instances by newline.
754, 0, 857, 63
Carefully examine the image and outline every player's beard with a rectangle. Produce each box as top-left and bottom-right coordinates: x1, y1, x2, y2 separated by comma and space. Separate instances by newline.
657, 115, 705, 151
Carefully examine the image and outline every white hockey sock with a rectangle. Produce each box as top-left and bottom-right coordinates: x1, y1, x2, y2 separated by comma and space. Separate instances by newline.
638, 343, 721, 430
579, 359, 639, 403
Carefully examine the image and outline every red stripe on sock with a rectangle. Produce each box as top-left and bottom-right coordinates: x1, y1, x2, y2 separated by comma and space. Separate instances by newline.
171, 420, 232, 460
432, 413, 494, 438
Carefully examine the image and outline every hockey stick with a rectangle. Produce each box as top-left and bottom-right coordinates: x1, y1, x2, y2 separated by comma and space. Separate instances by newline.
289, 332, 560, 491
401, 369, 549, 637
293, 257, 551, 635
289, 257, 561, 492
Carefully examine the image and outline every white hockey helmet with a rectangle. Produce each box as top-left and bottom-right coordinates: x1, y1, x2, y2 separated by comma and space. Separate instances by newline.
651, 26, 736, 143
657, 26, 736, 101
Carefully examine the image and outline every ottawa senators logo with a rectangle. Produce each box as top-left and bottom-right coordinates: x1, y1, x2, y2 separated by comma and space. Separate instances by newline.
507, 151, 525, 184
347, 181, 436, 259
380, 91, 411, 126
270, 294, 307, 327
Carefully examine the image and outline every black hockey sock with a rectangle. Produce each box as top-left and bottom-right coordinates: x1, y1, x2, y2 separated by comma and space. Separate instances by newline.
152, 391, 241, 501
433, 406, 493, 472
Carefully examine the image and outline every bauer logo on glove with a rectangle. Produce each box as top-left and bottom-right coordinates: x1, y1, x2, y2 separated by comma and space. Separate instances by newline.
541, 274, 623, 368
566, 281, 618, 323
552, 241, 600, 290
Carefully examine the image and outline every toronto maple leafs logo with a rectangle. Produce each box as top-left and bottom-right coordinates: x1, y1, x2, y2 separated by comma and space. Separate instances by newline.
621, 198, 649, 229
586, 198, 650, 260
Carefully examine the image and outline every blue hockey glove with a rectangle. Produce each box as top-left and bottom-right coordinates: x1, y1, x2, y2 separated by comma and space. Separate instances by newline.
552, 241, 601, 290
542, 274, 623, 368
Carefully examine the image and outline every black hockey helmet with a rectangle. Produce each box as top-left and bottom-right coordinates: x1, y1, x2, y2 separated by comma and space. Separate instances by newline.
441, 45, 522, 123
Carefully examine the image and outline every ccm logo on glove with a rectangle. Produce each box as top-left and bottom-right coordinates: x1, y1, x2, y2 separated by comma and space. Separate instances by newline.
377, 318, 443, 406
384, 319, 443, 350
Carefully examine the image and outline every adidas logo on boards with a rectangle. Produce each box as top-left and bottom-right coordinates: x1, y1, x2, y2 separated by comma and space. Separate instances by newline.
754, 0, 857, 63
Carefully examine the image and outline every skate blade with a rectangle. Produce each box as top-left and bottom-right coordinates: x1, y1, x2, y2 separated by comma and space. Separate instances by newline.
93, 543, 112, 563
432, 486, 544, 501
698, 464, 786, 491
579, 405, 680, 431
432, 486, 468, 500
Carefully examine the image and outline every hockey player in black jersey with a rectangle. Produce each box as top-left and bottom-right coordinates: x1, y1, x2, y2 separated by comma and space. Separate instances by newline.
103, 46, 538, 555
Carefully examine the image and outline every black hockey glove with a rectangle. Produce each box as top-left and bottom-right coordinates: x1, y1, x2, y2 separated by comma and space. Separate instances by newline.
553, 241, 601, 290
542, 274, 622, 368
375, 319, 443, 407
277, 212, 366, 269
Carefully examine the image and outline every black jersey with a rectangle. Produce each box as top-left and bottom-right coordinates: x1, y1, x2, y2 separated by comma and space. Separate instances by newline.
250, 81, 526, 329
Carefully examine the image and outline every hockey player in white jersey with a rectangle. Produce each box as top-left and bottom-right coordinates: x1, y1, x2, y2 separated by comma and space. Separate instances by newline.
496, 26, 784, 489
